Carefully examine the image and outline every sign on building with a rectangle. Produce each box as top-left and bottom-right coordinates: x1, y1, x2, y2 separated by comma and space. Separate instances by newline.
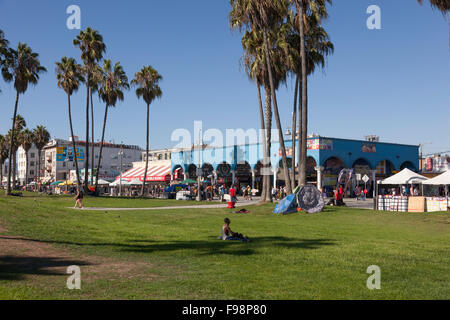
57, 147, 85, 162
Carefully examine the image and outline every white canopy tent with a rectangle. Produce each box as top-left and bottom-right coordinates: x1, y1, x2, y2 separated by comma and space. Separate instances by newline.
378, 168, 428, 185
129, 179, 144, 185
422, 170, 450, 185
109, 179, 131, 187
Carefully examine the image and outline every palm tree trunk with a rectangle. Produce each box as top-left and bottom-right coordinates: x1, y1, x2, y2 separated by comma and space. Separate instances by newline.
90, 90, 95, 186
6, 91, 20, 195
297, 75, 303, 186
95, 104, 109, 194
84, 84, 90, 194
68, 94, 82, 186
291, 76, 299, 191
141, 103, 150, 197
0, 162, 3, 187
257, 81, 268, 203
264, 85, 273, 202
263, 30, 292, 195
297, 1, 308, 187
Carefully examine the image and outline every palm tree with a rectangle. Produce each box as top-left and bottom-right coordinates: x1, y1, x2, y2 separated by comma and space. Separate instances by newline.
282, 11, 334, 188
0, 134, 9, 186
0, 29, 9, 94
73, 28, 106, 192
89, 64, 103, 185
132, 66, 163, 197
292, 0, 331, 187
95, 60, 129, 193
418, 0, 450, 49
230, 0, 293, 195
33, 125, 50, 187
241, 29, 286, 202
18, 128, 34, 185
1, 43, 46, 195
56, 57, 86, 186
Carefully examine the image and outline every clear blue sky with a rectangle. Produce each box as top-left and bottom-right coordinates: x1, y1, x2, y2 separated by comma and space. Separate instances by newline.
0, 0, 449, 155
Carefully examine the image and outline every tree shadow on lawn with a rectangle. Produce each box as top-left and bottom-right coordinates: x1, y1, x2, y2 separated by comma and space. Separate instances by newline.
0, 255, 92, 281
119, 237, 337, 256
0, 236, 337, 259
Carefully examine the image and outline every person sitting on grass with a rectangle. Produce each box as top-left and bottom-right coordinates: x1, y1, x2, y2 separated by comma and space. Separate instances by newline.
221, 218, 249, 242
74, 188, 84, 209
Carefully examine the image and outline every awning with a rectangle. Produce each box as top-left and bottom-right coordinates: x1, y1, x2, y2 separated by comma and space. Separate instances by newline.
117, 165, 172, 182
422, 170, 450, 185
378, 168, 428, 185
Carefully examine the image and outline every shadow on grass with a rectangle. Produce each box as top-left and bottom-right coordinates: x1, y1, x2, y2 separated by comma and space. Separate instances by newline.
120, 237, 337, 256
0, 236, 336, 259
0, 255, 92, 281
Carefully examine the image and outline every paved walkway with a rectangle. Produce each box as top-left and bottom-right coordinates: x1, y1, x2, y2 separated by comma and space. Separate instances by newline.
71, 197, 261, 211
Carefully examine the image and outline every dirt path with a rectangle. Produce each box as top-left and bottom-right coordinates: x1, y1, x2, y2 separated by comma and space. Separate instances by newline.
0, 224, 156, 288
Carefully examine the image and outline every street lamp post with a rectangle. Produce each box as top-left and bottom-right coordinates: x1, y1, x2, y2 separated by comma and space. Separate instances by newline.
119, 143, 123, 197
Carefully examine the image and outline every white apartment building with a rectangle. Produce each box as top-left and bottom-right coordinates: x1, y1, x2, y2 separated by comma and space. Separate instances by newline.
42, 138, 142, 183
17, 145, 41, 185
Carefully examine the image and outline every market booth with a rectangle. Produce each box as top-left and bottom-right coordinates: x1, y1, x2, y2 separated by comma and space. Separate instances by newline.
421, 170, 450, 212
376, 169, 429, 212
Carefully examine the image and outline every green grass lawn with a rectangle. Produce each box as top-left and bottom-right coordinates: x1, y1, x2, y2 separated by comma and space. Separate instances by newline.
0, 193, 449, 300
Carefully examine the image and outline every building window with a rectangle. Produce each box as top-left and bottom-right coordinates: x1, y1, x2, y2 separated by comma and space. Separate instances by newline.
30, 153, 35, 158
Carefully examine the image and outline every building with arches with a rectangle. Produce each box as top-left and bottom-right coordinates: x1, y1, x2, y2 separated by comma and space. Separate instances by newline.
170, 136, 419, 193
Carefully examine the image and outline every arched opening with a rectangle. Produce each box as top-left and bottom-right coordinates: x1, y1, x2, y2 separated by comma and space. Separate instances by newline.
323, 157, 345, 175
187, 164, 197, 179
235, 161, 252, 189
172, 165, 184, 181
376, 160, 395, 177
216, 162, 232, 185
306, 157, 318, 182
400, 161, 416, 172
201, 163, 214, 180
322, 157, 346, 193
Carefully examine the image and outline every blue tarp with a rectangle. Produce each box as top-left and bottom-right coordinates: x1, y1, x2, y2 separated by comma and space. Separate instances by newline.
273, 194, 298, 215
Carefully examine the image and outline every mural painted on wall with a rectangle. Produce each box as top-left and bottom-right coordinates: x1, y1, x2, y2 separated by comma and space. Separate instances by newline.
307, 139, 333, 151
56, 147, 84, 162
362, 143, 377, 153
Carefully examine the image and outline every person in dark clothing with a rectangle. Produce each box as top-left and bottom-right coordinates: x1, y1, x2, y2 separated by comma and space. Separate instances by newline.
74, 188, 84, 209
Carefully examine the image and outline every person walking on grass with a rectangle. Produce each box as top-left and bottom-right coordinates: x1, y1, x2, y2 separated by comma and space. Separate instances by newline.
74, 188, 84, 209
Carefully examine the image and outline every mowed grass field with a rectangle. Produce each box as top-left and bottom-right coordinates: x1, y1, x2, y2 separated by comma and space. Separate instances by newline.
0, 192, 449, 300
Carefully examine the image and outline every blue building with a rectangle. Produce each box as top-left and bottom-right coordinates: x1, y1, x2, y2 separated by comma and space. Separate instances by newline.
170, 136, 419, 193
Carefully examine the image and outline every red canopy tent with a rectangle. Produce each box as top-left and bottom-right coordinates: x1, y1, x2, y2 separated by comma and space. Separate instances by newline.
116, 165, 172, 183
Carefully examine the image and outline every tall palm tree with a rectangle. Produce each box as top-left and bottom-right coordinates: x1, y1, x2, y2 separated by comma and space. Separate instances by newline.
0, 29, 9, 94
95, 60, 129, 193
0, 134, 8, 186
1, 43, 46, 195
230, 0, 293, 195
241, 29, 286, 202
132, 66, 163, 197
418, 0, 450, 49
56, 57, 86, 186
89, 64, 103, 185
18, 128, 34, 185
292, 0, 331, 187
73, 28, 106, 192
281, 11, 333, 188
33, 125, 50, 187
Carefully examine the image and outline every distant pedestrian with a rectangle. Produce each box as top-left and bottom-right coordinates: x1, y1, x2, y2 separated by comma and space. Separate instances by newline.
74, 188, 84, 209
